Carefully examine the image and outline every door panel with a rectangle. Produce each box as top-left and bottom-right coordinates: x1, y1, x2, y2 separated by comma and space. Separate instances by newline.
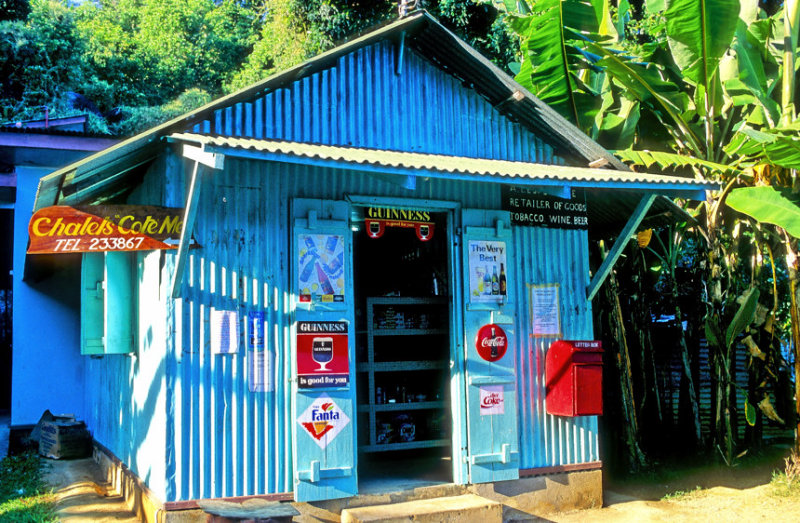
291, 199, 357, 502
461, 209, 520, 483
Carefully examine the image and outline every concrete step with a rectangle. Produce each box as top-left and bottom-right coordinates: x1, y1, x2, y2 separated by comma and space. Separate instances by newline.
340, 493, 502, 523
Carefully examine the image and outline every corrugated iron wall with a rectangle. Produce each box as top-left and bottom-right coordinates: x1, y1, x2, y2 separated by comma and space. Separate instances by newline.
83, 159, 171, 502
155, 40, 588, 501
192, 41, 559, 164
512, 226, 599, 468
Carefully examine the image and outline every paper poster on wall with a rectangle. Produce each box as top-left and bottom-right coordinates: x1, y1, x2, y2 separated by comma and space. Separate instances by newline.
530, 284, 561, 337
247, 311, 273, 392
296, 321, 349, 388
297, 394, 350, 449
298, 234, 345, 303
468, 240, 508, 303
480, 385, 505, 415
248, 350, 274, 392
210, 309, 239, 354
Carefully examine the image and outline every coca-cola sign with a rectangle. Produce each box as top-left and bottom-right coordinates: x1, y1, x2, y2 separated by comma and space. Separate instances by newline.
475, 323, 508, 362
480, 385, 505, 415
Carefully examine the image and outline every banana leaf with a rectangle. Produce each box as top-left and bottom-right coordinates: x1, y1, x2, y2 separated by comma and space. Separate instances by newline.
727, 186, 800, 238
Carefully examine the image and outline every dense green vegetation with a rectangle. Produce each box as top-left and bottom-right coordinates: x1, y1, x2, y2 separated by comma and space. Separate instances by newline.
0, 0, 518, 135
506, 0, 800, 470
0, 451, 57, 523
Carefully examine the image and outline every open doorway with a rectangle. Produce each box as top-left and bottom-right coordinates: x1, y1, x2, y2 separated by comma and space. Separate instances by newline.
352, 206, 453, 491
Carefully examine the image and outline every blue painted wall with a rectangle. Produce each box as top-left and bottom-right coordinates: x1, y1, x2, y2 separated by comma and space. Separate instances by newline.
11, 166, 84, 426
79, 40, 598, 502
81, 156, 173, 501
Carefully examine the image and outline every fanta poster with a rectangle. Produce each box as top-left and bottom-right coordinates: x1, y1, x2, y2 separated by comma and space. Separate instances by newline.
468, 240, 508, 303
297, 394, 350, 449
298, 234, 345, 303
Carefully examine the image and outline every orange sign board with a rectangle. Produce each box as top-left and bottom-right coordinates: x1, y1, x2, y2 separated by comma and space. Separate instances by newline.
28, 205, 185, 254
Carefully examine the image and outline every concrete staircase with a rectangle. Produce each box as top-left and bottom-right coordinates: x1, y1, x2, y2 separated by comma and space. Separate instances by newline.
340, 493, 502, 523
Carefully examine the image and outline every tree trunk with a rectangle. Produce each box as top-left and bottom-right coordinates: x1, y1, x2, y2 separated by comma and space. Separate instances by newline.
672, 283, 702, 448
789, 259, 800, 450
606, 271, 647, 471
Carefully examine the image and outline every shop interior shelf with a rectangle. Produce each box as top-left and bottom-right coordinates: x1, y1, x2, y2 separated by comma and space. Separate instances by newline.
357, 400, 445, 413
371, 328, 447, 336
357, 361, 446, 372
360, 439, 449, 453
359, 296, 450, 454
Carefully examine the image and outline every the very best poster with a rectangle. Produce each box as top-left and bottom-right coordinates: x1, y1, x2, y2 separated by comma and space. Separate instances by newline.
468, 240, 508, 303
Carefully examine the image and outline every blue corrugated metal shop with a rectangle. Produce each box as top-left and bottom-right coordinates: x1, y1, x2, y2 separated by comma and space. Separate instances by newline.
25, 10, 716, 521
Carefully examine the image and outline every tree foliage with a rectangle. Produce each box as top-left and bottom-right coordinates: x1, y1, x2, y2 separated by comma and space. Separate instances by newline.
0, 0, 519, 135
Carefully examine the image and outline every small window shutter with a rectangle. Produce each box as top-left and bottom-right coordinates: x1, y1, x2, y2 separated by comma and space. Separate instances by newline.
104, 252, 134, 354
81, 253, 105, 355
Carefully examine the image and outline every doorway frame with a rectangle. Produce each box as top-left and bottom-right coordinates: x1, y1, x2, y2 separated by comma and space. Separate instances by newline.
345, 194, 468, 485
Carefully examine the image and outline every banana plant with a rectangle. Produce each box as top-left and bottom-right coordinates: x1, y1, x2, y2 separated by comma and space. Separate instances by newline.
503, 0, 800, 463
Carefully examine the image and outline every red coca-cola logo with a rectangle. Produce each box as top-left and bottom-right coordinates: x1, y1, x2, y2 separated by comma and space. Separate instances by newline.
481, 392, 503, 407
475, 323, 507, 362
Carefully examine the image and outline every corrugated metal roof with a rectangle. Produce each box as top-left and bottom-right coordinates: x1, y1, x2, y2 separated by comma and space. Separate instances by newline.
170, 133, 716, 193
32, 10, 635, 211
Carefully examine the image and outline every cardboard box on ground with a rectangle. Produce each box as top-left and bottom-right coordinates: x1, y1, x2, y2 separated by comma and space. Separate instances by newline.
31, 410, 92, 459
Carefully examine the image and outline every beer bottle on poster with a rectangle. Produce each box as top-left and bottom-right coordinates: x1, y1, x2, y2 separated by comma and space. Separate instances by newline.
491, 266, 499, 295
483, 266, 492, 295
499, 263, 507, 296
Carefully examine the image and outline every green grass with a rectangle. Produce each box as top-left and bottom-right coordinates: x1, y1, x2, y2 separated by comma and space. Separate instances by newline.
0, 452, 57, 523
770, 470, 800, 498
661, 485, 703, 501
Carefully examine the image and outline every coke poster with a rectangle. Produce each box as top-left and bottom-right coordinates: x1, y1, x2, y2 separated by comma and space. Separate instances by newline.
296, 321, 349, 388
480, 385, 505, 415
475, 323, 508, 362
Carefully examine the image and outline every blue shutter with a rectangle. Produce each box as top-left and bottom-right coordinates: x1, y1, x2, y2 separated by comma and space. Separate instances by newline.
104, 252, 134, 354
81, 253, 105, 355
291, 198, 358, 502
460, 209, 520, 483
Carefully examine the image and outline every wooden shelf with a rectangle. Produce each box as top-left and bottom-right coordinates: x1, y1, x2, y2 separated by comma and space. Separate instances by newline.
358, 401, 445, 413
371, 328, 447, 336
358, 361, 446, 372
360, 439, 449, 453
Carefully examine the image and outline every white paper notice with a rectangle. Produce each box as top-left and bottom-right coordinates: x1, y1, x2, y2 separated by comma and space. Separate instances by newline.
210, 309, 239, 354
531, 284, 560, 337
248, 350, 274, 392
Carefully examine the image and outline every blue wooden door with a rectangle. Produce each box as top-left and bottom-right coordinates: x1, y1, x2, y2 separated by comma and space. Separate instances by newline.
461, 209, 520, 483
291, 199, 358, 502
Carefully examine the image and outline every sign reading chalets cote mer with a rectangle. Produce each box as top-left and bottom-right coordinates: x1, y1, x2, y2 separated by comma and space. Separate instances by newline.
501, 186, 588, 229
28, 205, 185, 254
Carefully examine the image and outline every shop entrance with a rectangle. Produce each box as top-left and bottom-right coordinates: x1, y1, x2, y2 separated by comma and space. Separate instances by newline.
352, 206, 453, 490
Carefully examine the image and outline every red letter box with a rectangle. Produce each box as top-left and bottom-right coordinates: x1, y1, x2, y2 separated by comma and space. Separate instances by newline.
545, 340, 603, 416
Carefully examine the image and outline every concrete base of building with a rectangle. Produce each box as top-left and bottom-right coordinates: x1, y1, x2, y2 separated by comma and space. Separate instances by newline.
92, 442, 602, 522
92, 443, 166, 523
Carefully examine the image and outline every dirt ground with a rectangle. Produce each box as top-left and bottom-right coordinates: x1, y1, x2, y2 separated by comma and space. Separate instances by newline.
546, 444, 800, 522
42, 457, 139, 522
39, 445, 800, 522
